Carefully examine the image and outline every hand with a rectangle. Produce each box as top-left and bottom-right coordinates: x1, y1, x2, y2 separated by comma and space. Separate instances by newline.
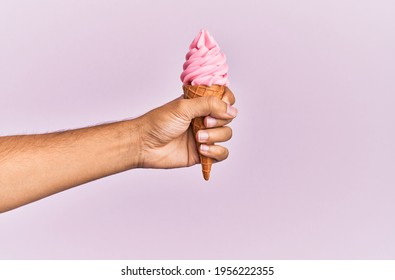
137, 87, 237, 169
0, 87, 236, 212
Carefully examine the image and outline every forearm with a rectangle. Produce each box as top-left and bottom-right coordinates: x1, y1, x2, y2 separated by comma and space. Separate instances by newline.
0, 119, 142, 213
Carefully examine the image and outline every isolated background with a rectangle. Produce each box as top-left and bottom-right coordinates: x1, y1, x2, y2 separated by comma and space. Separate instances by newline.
1, 0, 394, 259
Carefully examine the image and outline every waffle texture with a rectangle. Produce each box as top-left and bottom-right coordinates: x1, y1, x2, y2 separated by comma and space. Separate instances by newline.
183, 84, 226, 180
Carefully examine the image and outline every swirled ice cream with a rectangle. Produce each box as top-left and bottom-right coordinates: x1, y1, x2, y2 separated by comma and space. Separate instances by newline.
180, 29, 229, 86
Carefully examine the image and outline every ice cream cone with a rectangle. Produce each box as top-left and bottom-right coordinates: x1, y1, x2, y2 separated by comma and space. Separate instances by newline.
183, 84, 226, 181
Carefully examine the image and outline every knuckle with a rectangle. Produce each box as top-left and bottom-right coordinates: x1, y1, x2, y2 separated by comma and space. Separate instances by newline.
206, 95, 218, 109
227, 126, 233, 138
176, 98, 187, 110
175, 99, 193, 119
223, 148, 229, 160
225, 87, 236, 104
171, 99, 183, 112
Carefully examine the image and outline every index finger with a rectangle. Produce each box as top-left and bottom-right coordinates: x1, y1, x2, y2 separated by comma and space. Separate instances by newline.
222, 87, 236, 105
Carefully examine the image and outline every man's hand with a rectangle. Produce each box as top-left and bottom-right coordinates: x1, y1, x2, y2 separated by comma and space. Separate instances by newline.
0, 88, 237, 212
137, 87, 237, 169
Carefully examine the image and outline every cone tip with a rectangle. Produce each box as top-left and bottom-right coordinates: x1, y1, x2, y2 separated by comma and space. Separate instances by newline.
203, 172, 210, 181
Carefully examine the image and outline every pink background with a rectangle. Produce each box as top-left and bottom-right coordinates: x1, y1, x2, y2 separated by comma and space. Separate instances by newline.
1, 0, 395, 259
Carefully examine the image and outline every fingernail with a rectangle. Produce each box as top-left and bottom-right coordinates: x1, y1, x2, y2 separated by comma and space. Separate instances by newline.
227, 104, 238, 117
198, 131, 209, 142
206, 116, 217, 127
200, 144, 209, 152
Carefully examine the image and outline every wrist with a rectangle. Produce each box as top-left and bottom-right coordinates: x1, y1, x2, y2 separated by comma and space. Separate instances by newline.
116, 118, 145, 170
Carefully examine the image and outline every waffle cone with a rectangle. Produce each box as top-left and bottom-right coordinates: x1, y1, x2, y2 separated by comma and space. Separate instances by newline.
182, 84, 226, 181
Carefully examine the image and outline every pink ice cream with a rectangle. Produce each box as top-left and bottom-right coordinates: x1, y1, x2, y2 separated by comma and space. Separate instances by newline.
180, 29, 229, 86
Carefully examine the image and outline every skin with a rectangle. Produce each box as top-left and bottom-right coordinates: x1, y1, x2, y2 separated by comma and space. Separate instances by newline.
0, 88, 237, 213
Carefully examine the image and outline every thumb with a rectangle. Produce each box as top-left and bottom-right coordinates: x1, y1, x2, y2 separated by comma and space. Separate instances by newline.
184, 96, 238, 120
